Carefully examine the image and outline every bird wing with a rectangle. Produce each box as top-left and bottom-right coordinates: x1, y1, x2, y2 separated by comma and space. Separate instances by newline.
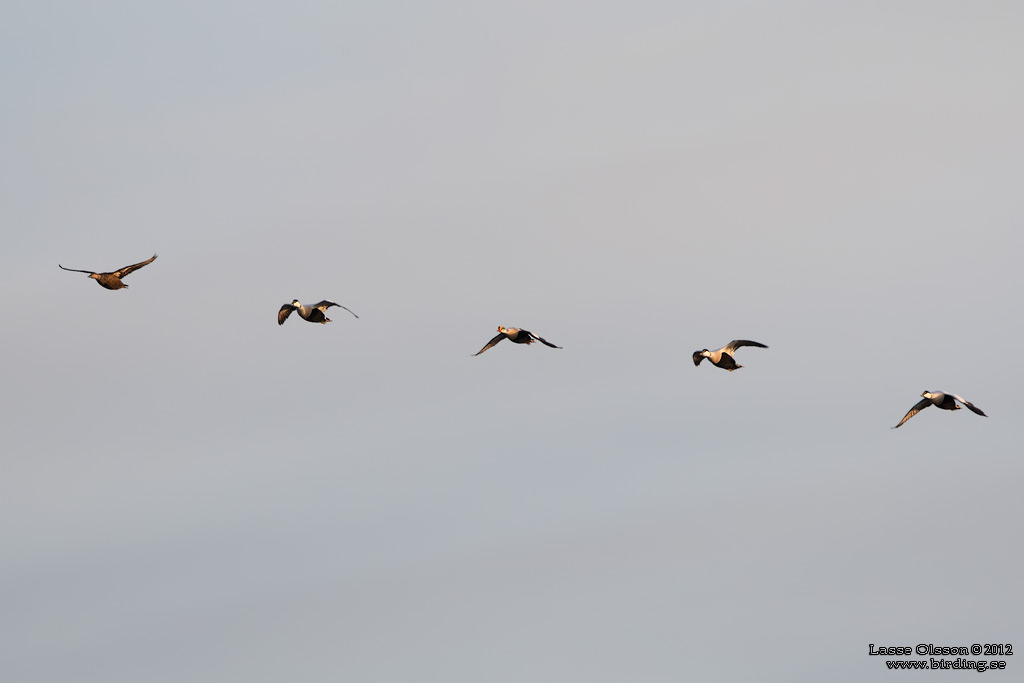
58, 264, 96, 275
314, 300, 359, 318
528, 332, 561, 349
473, 332, 507, 356
112, 254, 157, 279
947, 394, 988, 417
692, 352, 705, 366
893, 398, 931, 429
724, 340, 768, 352
278, 304, 297, 325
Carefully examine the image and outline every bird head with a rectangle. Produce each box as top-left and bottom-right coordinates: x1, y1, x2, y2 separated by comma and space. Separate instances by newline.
291, 299, 301, 306
921, 391, 934, 399
498, 326, 508, 334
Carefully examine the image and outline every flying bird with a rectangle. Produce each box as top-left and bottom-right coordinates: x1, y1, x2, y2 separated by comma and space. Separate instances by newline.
892, 391, 987, 429
278, 299, 358, 325
58, 254, 157, 290
692, 339, 768, 371
473, 326, 561, 356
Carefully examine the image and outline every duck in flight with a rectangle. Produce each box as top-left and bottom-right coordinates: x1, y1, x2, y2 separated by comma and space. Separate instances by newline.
473, 326, 561, 356
58, 254, 157, 290
692, 339, 768, 371
278, 299, 359, 325
892, 391, 987, 429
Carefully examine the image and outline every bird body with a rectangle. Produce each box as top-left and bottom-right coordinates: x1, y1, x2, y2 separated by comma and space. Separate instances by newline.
473, 326, 561, 356
893, 391, 987, 429
58, 254, 157, 290
278, 299, 358, 325
692, 339, 767, 371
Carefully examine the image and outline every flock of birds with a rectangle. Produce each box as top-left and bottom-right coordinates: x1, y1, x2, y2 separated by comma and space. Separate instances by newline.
58, 253, 989, 430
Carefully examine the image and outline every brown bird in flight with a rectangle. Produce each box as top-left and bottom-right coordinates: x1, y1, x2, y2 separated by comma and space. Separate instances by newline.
278, 299, 359, 325
59, 254, 158, 290
473, 326, 561, 356
692, 339, 768, 371
892, 391, 988, 429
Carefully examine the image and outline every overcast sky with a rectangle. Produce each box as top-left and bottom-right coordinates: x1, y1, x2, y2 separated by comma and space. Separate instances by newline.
2, 1, 1022, 681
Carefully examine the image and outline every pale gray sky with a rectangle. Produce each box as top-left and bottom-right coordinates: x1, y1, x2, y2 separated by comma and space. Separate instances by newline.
2, 1, 1022, 681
